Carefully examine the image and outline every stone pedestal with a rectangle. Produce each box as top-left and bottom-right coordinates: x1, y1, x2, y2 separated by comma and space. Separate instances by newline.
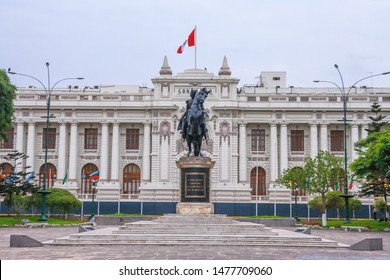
176, 157, 215, 214
176, 202, 214, 214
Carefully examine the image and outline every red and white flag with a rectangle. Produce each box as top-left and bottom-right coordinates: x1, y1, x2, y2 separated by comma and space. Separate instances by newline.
177, 27, 196, 54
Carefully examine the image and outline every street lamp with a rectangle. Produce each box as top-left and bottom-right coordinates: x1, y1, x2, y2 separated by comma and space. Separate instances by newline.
89, 180, 97, 221
8, 63, 84, 221
293, 182, 300, 222
314, 64, 390, 224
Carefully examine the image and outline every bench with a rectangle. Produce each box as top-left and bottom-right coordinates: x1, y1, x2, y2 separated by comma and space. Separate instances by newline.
341, 226, 366, 232
25, 223, 49, 228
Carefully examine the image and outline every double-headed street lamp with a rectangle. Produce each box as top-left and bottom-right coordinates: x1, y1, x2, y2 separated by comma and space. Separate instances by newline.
8, 63, 84, 222
314, 64, 390, 224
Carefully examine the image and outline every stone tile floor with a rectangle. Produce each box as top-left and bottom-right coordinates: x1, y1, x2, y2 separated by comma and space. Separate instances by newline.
0, 226, 389, 260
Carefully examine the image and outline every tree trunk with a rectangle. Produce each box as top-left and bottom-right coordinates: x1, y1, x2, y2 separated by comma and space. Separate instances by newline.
322, 213, 327, 226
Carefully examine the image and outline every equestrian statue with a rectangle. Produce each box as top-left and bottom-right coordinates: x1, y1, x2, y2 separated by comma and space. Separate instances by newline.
178, 88, 210, 156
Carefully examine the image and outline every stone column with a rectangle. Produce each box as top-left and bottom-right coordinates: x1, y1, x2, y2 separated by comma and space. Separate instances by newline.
15, 121, 25, 172
111, 122, 120, 181
279, 123, 288, 175
270, 123, 278, 182
100, 122, 109, 181
310, 124, 318, 158
351, 124, 359, 162
238, 123, 247, 182
26, 122, 35, 173
57, 122, 67, 181
142, 122, 151, 181
320, 124, 328, 152
68, 122, 78, 181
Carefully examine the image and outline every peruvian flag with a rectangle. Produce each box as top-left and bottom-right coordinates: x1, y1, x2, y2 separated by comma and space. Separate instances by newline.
177, 27, 196, 54
177, 40, 187, 54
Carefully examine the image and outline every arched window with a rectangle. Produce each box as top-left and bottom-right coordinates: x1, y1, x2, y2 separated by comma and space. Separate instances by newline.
250, 167, 266, 196
81, 163, 98, 194
39, 163, 57, 188
123, 164, 141, 196
0, 163, 14, 182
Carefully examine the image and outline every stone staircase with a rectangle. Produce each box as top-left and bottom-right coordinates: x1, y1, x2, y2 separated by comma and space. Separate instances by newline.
45, 214, 345, 248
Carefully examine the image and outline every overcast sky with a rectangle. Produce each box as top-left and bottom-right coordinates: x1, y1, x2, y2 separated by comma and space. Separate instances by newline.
2, 0, 390, 89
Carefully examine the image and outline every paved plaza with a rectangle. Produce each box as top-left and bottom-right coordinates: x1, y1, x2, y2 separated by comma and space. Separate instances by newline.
0, 225, 389, 260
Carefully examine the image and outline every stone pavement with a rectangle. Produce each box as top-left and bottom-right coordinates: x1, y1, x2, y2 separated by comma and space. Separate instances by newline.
0, 226, 389, 260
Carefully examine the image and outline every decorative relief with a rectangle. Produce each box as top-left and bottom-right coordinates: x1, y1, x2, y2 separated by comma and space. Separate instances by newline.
160, 112, 171, 117
152, 121, 159, 132
153, 112, 158, 117
232, 122, 238, 134
201, 138, 214, 154
219, 112, 230, 118
159, 121, 170, 144
219, 120, 230, 145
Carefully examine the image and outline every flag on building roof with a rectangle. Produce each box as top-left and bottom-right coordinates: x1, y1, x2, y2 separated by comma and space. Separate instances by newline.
177, 40, 187, 54
177, 27, 196, 54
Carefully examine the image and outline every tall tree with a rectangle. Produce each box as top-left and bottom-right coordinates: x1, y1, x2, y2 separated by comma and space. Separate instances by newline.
351, 128, 390, 218
365, 102, 388, 134
0, 69, 16, 140
0, 151, 38, 211
304, 151, 343, 226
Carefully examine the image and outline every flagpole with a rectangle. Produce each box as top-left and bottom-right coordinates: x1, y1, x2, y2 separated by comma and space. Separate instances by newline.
81, 173, 84, 221
194, 25, 197, 69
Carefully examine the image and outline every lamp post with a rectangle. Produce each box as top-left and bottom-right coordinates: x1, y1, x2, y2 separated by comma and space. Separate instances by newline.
89, 180, 97, 221
293, 182, 300, 222
314, 65, 390, 224
8, 63, 84, 221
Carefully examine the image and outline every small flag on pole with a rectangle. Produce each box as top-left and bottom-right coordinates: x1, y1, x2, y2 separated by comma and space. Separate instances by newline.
349, 177, 354, 190
62, 171, 68, 185
25, 171, 34, 182
305, 177, 311, 189
89, 170, 99, 181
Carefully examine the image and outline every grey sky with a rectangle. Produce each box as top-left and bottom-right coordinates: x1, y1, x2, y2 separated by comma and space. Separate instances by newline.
2, 0, 390, 89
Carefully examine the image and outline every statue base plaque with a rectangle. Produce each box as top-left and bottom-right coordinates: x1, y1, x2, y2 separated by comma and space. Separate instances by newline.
176, 157, 215, 214
176, 202, 214, 215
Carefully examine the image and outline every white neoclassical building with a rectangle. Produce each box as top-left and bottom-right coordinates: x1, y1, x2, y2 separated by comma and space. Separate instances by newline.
1, 56, 389, 216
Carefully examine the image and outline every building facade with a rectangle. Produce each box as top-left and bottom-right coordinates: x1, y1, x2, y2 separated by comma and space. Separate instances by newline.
1, 56, 389, 216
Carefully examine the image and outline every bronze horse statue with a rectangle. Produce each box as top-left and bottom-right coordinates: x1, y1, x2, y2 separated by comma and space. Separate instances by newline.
178, 88, 210, 156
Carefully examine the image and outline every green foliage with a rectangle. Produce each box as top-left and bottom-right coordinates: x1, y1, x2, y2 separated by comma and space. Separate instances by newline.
374, 198, 388, 218
324, 219, 390, 231
280, 166, 306, 191
0, 151, 39, 208
46, 188, 82, 217
0, 69, 16, 140
351, 128, 390, 199
325, 191, 345, 218
4, 194, 29, 217
365, 102, 388, 134
308, 196, 324, 212
0, 216, 82, 227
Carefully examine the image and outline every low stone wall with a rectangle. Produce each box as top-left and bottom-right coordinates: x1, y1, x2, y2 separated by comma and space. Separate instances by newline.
234, 218, 296, 227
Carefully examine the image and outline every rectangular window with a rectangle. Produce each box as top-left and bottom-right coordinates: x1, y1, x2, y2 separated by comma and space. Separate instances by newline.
0, 128, 14, 149
290, 130, 304, 151
330, 130, 344, 151
42, 128, 56, 149
84, 128, 98, 149
126, 129, 139, 150
251, 129, 265, 151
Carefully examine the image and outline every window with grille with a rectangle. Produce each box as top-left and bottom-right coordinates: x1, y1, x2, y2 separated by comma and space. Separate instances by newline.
126, 129, 139, 150
42, 128, 56, 149
84, 128, 98, 149
0, 128, 14, 149
330, 130, 344, 151
290, 130, 304, 151
251, 129, 265, 151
